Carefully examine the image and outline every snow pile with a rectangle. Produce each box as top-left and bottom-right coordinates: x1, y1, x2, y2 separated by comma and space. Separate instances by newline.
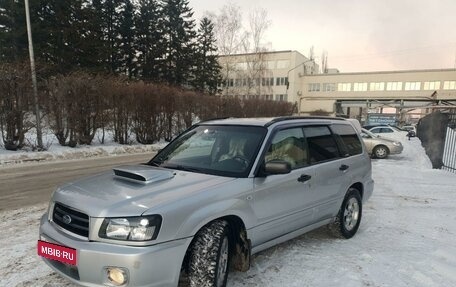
1, 136, 455, 286
0, 129, 168, 165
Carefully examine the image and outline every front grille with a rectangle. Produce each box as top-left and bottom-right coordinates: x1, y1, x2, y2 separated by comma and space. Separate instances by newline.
53, 203, 89, 237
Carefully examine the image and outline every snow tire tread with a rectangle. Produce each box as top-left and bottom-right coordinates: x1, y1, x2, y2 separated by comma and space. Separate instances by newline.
187, 220, 229, 287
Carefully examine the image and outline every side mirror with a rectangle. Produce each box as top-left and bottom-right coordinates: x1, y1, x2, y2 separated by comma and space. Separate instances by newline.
261, 160, 292, 176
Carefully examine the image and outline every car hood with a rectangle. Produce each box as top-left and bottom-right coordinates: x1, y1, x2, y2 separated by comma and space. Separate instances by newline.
52, 165, 236, 217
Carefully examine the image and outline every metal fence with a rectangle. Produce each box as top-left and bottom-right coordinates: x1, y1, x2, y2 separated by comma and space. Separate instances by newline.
442, 127, 456, 173
442, 113, 456, 173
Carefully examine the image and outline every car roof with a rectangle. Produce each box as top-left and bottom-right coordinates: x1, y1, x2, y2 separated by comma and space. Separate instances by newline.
199, 116, 347, 127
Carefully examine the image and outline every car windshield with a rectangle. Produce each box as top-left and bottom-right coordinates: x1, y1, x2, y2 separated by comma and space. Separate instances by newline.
361, 128, 379, 138
149, 125, 267, 177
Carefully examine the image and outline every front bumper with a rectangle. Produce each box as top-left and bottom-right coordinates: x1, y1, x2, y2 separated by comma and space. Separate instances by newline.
389, 144, 403, 155
39, 214, 192, 287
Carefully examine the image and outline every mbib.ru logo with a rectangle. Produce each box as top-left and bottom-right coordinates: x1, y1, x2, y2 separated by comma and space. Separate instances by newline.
37, 240, 77, 265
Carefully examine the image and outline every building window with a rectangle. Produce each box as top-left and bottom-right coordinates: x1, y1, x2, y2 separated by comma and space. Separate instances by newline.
322, 83, 336, 92
370, 82, 385, 91
337, 83, 351, 92
235, 79, 241, 87
443, 81, 456, 90
424, 81, 440, 90
276, 60, 290, 69
353, 82, 368, 92
276, 77, 288, 86
275, 94, 288, 101
386, 82, 402, 91
404, 82, 421, 91
308, 83, 321, 92
228, 79, 234, 87
262, 77, 274, 86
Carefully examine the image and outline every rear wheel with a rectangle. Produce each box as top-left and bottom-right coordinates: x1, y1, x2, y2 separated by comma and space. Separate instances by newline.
373, 145, 389, 159
187, 220, 230, 287
329, 188, 362, 239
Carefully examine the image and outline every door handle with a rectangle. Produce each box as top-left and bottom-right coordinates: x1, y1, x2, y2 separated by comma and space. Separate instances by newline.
339, 164, 349, 171
297, 174, 312, 182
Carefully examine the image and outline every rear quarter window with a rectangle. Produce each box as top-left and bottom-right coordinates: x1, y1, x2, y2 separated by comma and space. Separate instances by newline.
331, 124, 363, 156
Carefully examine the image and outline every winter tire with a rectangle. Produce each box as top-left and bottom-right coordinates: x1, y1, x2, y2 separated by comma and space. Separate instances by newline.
373, 145, 389, 159
329, 188, 362, 239
187, 220, 230, 287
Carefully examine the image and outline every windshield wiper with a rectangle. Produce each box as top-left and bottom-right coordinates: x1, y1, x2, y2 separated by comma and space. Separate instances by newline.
160, 164, 203, 173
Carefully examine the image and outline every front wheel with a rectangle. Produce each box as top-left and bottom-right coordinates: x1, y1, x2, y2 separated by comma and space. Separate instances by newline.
187, 220, 230, 287
329, 188, 362, 239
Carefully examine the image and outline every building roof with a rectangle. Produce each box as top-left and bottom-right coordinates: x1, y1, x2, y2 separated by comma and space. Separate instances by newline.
218, 50, 296, 58
307, 68, 456, 77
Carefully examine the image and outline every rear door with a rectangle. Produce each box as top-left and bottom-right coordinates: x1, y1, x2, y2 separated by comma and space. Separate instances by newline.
302, 125, 354, 222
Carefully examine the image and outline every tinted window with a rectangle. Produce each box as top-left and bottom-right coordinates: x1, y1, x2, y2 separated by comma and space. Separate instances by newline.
265, 128, 308, 169
303, 126, 339, 163
331, 124, 363, 156
381, 128, 394, 133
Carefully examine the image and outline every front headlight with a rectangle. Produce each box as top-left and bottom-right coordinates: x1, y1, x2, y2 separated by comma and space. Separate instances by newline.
392, 142, 402, 146
99, 215, 162, 241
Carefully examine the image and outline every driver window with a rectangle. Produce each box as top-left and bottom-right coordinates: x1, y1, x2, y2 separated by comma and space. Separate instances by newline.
264, 128, 308, 169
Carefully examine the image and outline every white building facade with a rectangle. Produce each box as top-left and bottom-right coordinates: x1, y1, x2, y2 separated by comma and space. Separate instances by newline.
217, 50, 318, 104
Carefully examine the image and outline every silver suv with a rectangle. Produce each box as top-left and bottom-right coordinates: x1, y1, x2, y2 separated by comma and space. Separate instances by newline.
39, 117, 374, 287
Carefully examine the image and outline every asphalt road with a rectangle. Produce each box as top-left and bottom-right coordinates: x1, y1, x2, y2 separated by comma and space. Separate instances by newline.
0, 153, 154, 212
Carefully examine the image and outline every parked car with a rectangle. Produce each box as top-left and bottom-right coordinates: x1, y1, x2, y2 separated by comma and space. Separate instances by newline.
400, 125, 417, 137
39, 117, 374, 287
368, 125, 405, 135
361, 128, 403, 158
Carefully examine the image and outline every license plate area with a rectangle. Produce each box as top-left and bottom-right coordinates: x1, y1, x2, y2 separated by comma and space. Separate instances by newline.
38, 240, 77, 265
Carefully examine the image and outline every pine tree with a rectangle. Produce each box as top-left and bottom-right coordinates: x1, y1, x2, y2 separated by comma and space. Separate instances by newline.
162, 0, 197, 86
136, 0, 165, 81
118, 0, 136, 78
0, 0, 43, 62
193, 17, 221, 94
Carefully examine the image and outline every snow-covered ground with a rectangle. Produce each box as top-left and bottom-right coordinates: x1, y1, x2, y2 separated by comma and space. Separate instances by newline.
0, 129, 167, 165
1, 134, 456, 286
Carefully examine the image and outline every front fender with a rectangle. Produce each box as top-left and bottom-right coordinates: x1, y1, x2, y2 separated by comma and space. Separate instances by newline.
175, 198, 256, 239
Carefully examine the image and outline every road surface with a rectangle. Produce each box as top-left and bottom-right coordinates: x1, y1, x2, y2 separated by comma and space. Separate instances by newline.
0, 153, 153, 212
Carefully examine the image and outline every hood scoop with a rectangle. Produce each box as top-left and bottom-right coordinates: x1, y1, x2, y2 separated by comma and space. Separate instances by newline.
113, 165, 175, 184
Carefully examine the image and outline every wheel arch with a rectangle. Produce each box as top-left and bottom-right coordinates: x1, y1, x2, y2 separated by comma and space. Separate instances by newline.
183, 214, 251, 273
349, 182, 364, 199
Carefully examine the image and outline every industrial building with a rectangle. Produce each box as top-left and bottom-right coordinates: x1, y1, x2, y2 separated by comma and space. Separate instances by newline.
218, 50, 456, 124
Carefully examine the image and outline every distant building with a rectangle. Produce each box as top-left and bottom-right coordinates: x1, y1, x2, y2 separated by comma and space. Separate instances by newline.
300, 69, 456, 123
217, 50, 319, 104
218, 50, 456, 124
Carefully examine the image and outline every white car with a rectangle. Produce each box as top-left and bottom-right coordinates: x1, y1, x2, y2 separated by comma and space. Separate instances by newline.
368, 125, 405, 135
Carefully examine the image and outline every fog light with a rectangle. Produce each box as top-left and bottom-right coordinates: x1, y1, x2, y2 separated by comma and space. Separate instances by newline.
105, 267, 128, 286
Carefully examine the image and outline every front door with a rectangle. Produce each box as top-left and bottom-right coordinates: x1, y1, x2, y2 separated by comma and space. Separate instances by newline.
252, 127, 316, 245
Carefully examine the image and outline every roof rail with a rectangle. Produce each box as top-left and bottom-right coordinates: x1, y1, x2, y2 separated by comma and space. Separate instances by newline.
196, 117, 232, 124
264, 116, 346, 127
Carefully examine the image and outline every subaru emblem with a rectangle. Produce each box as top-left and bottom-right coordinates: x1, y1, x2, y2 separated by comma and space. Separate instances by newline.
62, 214, 72, 224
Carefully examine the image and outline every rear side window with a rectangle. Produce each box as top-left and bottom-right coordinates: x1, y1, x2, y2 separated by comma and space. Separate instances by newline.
303, 126, 339, 164
331, 124, 363, 156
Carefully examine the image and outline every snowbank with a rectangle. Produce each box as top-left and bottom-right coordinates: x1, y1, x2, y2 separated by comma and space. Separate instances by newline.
0, 129, 167, 165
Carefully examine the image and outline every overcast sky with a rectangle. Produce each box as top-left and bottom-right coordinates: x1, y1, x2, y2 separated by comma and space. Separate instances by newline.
189, 0, 456, 73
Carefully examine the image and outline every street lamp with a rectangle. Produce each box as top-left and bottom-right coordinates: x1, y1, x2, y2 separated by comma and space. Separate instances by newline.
286, 59, 315, 115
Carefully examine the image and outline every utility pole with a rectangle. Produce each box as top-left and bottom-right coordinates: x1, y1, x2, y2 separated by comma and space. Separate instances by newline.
24, 0, 43, 149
